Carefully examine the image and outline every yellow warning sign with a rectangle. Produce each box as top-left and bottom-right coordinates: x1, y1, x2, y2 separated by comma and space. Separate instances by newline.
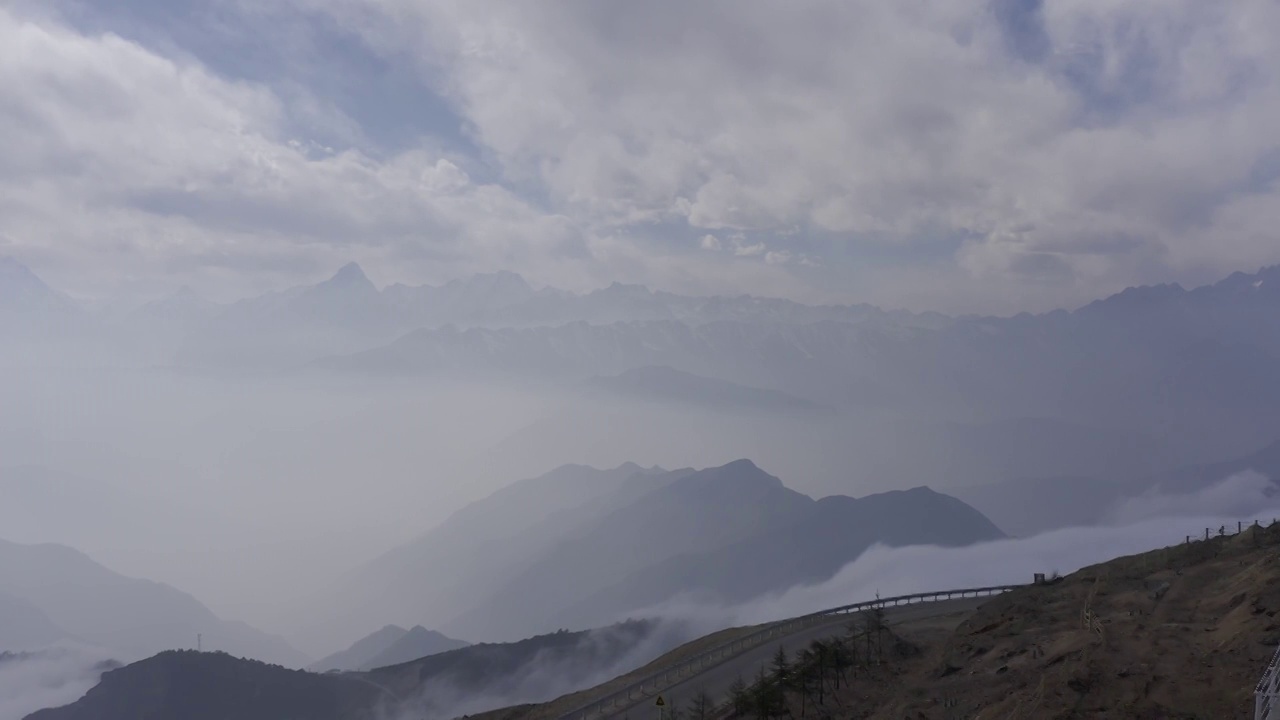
655, 696, 665, 707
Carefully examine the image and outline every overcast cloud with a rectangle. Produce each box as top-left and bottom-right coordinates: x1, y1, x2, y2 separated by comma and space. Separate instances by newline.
3, 0, 1279, 312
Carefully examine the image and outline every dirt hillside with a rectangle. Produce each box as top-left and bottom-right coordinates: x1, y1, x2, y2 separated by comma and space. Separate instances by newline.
769, 522, 1280, 719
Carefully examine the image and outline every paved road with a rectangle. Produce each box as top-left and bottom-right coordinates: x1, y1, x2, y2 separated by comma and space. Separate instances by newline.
602, 596, 989, 718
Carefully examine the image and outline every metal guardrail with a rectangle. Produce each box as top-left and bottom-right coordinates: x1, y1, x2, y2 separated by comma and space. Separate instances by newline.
1257, 643, 1280, 719
554, 517, 1280, 720
557, 584, 1024, 720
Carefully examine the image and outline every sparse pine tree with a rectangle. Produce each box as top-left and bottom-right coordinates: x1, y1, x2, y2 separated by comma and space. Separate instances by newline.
752, 666, 784, 719
770, 645, 791, 685
796, 648, 816, 717
730, 675, 751, 717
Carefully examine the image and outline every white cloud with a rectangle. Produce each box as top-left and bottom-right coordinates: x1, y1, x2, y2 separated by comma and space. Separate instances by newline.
764, 250, 791, 265
731, 505, 1280, 626
0, 7, 608, 301
619, 472, 1280, 633
6, 1, 1280, 310
698, 234, 721, 251
0, 643, 117, 720
1106, 471, 1280, 525
311, 0, 1280, 311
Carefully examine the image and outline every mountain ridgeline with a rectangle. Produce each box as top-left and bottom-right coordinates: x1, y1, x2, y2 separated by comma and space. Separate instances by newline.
25, 620, 677, 720
310, 459, 1003, 647
309, 625, 470, 672
0, 539, 303, 666
10, 257, 1280, 493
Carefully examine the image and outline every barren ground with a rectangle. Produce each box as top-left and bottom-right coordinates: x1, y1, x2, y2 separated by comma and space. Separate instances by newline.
488, 522, 1280, 720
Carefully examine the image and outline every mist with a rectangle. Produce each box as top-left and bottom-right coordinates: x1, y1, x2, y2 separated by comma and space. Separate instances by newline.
365, 474, 1280, 720
740, 491, 1280, 625
617, 472, 1280, 639
0, 644, 118, 720
377, 620, 707, 720
5, 2, 1280, 718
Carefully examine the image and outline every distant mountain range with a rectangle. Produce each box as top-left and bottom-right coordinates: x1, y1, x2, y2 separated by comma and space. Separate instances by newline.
0, 257, 934, 369
0, 538, 304, 667
309, 625, 469, 672
318, 263, 1280, 463
308, 459, 1003, 646
9, 256, 1280, 463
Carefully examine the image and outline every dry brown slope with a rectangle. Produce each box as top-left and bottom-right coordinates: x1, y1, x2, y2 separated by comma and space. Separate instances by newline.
467, 622, 769, 720
768, 523, 1280, 719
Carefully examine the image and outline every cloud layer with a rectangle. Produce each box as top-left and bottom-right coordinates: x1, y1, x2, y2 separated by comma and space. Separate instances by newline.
3, 1, 1280, 311
0, 643, 117, 720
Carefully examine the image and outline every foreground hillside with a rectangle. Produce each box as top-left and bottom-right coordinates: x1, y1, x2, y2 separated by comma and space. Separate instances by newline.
726, 522, 1280, 718
858, 524, 1280, 718
21, 620, 681, 720
483, 521, 1280, 720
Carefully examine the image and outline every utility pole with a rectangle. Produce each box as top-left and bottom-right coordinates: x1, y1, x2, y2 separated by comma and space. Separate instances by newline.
197, 633, 202, 652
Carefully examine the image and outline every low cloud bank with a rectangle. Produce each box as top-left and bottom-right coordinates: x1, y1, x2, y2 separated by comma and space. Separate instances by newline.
735, 510, 1280, 626
381, 472, 1280, 719
1106, 470, 1280, 524
378, 618, 705, 720
625, 473, 1280, 634
0, 643, 118, 720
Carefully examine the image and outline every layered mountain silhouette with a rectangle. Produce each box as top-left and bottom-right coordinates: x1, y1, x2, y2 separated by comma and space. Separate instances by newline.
24, 650, 385, 720
0, 538, 304, 666
315, 459, 1002, 645
318, 263, 1280, 464
0, 592, 66, 650
27, 620, 675, 720
299, 462, 678, 652
8, 256, 1280, 464
549, 485, 1004, 631
309, 624, 469, 672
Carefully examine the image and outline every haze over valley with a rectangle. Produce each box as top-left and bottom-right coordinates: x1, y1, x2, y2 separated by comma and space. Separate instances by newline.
4, 1, 1280, 718
8, 254, 1280, 717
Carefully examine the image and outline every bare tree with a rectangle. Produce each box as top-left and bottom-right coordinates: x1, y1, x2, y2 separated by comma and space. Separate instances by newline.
828, 637, 852, 689
686, 689, 712, 720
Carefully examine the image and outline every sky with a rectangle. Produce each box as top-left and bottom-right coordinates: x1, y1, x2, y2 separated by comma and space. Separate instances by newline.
3, 0, 1280, 313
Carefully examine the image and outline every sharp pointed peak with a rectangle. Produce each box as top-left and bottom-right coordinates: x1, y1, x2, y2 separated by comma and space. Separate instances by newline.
311, 262, 379, 295
330, 262, 370, 283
